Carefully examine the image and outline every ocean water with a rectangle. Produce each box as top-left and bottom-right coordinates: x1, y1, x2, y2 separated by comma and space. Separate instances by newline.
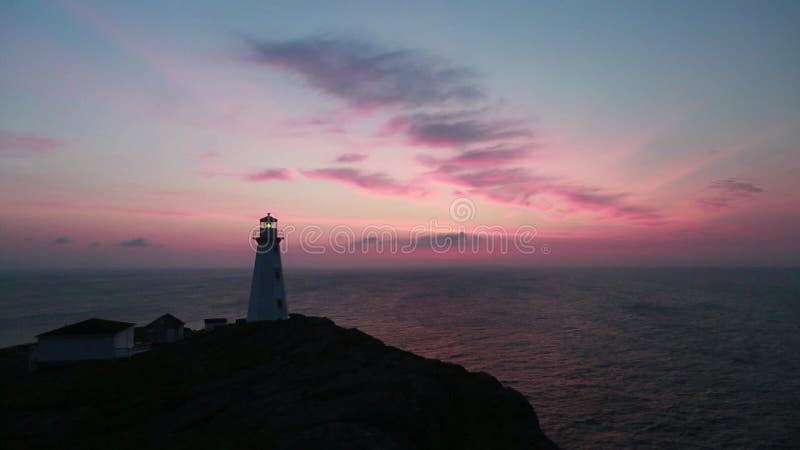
1, 268, 798, 448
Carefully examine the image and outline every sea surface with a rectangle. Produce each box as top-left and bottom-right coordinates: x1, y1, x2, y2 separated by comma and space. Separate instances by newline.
1, 268, 798, 448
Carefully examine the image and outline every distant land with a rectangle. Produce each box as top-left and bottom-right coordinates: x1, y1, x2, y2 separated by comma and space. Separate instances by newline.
0, 315, 558, 450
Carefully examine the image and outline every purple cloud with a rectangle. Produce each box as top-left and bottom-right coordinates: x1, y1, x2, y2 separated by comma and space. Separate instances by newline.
697, 178, 764, 209
385, 112, 532, 148
709, 178, 764, 195
335, 153, 369, 163
246, 168, 293, 182
302, 168, 425, 197
437, 167, 537, 188
118, 237, 149, 248
0, 131, 64, 157
417, 145, 531, 168
243, 33, 660, 224
244, 35, 484, 109
555, 187, 660, 222
697, 197, 731, 209
433, 166, 661, 223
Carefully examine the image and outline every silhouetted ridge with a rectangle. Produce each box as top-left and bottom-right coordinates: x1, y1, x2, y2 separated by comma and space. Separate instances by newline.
1, 314, 558, 449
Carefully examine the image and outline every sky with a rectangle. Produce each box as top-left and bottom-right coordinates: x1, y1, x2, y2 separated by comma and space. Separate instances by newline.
0, 0, 799, 268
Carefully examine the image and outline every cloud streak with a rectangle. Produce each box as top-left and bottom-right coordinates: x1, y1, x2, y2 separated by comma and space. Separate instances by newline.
417, 145, 532, 169
0, 131, 64, 157
697, 178, 764, 209
245, 35, 484, 109
118, 237, 150, 248
245, 168, 293, 182
302, 168, 425, 197
243, 33, 662, 224
384, 112, 532, 148
710, 178, 764, 195
433, 166, 662, 223
335, 153, 369, 163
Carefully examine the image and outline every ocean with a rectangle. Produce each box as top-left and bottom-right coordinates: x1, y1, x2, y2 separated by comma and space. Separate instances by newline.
1, 268, 798, 448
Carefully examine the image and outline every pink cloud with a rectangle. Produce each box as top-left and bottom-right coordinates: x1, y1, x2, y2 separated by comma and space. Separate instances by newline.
234, 31, 733, 228
244, 35, 484, 109
301, 168, 426, 197
709, 178, 764, 195
246, 168, 293, 182
431, 166, 662, 224
696, 178, 764, 209
335, 153, 369, 163
0, 131, 64, 157
282, 117, 348, 137
417, 145, 531, 169
199, 164, 292, 182
383, 112, 532, 148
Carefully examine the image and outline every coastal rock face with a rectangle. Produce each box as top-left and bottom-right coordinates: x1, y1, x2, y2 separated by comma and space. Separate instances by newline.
1, 315, 558, 449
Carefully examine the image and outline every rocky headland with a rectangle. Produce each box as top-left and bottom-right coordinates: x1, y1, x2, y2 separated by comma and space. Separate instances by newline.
1, 314, 558, 449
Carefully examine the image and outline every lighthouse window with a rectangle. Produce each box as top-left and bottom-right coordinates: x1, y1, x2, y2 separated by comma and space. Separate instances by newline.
275, 271, 281, 280
276, 298, 283, 308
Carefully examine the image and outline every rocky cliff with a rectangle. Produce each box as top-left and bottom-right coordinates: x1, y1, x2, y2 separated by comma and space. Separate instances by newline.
1, 315, 558, 449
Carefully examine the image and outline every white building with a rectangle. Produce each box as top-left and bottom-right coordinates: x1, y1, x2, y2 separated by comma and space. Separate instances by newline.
144, 313, 185, 344
32, 318, 135, 364
247, 213, 288, 321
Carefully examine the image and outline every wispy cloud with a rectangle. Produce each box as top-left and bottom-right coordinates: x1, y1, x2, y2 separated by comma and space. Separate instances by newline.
245, 168, 293, 182
697, 178, 765, 209
335, 152, 369, 163
244, 35, 484, 109
52, 236, 72, 245
302, 168, 425, 197
710, 178, 764, 195
384, 112, 532, 148
0, 131, 64, 157
118, 237, 149, 248
243, 33, 662, 224
433, 166, 662, 223
200, 165, 292, 182
417, 145, 531, 168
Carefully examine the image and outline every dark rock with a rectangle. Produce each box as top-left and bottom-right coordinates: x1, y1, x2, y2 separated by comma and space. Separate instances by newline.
0, 315, 558, 449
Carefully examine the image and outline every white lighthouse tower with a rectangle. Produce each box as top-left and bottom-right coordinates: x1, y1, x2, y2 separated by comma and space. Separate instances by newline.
247, 213, 288, 321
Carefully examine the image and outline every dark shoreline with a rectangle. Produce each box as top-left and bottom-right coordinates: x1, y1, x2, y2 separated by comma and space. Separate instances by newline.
0, 315, 558, 449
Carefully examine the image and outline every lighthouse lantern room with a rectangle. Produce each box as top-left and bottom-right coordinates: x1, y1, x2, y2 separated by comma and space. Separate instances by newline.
247, 213, 288, 321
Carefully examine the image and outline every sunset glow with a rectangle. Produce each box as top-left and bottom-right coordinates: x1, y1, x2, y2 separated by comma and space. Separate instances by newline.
1, 1, 798, 268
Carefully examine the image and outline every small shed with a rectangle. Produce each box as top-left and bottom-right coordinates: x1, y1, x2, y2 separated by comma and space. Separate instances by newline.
204, 318, 227, 331
32, 318, 135, 364
144, 313, 185, 344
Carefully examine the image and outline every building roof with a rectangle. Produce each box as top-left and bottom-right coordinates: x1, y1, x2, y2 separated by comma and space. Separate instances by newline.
204, 318, 227, 323
37, 318, 135, 338
145, 313, 185, 328
260, 213, 277, 222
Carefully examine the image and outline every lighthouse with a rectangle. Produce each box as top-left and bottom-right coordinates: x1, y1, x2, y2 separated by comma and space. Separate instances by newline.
247, 213, 288, 321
